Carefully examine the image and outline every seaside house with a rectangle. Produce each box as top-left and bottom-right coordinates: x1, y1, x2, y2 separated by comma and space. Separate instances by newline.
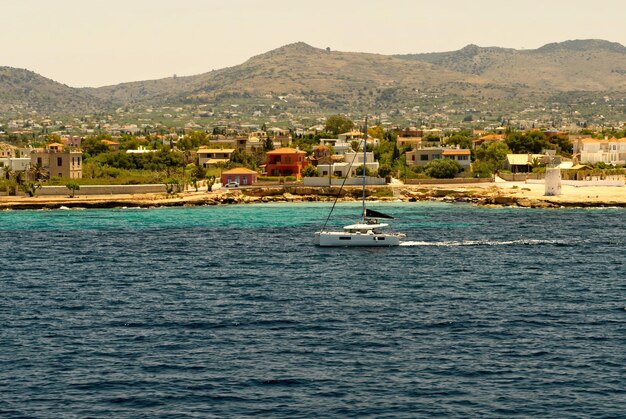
197, 148, 235, 168
264, 147, 308, 178
316, 150, 379, 178
30, 143, 83, 179
220, 167, 257, 186
406, 147, 471, 171
574, 137, 626, 165
503, 154, 545, 173
442, 149, 471, 172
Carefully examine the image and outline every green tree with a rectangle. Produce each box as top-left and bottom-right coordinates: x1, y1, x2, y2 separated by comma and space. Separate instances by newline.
263, 137, 274, 151
206, 175, 216, 192
28, 162, 49, 182
475, 142, 510, 173
324, 115, 354, 135
65, 181, 80, 198
424, 159, 463, 179
301, 165, 320, 177
355, 165, 373, 176
377, 164, 393, 178
20, 181, 41, 197
471, 161, 493, 178
445, 133, 472, 149
82, 136, 111, 158
505, 131, 548, 154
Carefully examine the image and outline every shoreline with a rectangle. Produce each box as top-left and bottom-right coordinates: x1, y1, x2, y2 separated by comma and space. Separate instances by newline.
1, 182, 625, 210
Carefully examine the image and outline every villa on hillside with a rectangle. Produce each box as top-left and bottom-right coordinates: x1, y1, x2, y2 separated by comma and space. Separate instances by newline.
101, 139, 120, 151
472, 134, 505, 149
263, 147, 308, 178
397, 137, 423, 149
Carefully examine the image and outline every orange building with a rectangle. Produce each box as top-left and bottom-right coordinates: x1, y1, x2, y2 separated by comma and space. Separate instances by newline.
264, 147, 308, 178
220, 167, 257, 186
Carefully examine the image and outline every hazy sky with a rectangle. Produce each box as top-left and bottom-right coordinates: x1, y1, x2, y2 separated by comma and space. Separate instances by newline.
3, 0, 625, 87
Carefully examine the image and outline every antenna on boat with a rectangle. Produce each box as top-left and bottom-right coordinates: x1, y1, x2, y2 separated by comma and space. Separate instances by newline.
361, 116, 368, 223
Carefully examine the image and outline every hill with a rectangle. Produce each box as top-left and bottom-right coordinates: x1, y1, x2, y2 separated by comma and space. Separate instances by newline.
89, 42, 482, 109
0, 67, 105, 116
1, 39, 625, 119
396, 39, 626, 92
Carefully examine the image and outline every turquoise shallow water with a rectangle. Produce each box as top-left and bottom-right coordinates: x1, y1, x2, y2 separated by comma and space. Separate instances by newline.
1, 202, 625, 417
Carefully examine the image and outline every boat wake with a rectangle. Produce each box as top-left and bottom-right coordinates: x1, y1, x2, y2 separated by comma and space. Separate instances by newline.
400, 239, 578, 247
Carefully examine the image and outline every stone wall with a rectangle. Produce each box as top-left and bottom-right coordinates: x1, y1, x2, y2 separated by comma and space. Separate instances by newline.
404, 178, 494, 185
36, 184, 167, 196
303, 177, 386, 186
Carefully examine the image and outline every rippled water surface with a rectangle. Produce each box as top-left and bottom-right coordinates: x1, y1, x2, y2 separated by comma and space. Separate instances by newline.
1, 202, 625, 417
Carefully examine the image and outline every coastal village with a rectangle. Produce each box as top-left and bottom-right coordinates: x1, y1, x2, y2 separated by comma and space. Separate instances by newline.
1, 113, 625, 209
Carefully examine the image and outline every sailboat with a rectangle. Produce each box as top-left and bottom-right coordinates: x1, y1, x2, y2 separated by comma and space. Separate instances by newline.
314, 118, 406, 247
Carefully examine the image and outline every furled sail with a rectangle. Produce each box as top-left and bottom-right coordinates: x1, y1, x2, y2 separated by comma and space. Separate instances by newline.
365, 208, 394, 219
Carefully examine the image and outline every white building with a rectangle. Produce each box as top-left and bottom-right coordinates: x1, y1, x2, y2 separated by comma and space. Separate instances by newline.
575, 137, 626, 165
0, 157, 31, 172
317, 150, 379, 178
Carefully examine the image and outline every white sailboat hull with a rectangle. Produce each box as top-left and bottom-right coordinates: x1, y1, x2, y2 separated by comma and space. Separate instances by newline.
315, 231, 403, 247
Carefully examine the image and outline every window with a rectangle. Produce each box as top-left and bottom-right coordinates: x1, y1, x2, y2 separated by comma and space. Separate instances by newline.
432, 154, 441, 160
420, 154, 429, 161
339, 237, 352, 240
411, 155, 415, 161
57, 157, 62, 166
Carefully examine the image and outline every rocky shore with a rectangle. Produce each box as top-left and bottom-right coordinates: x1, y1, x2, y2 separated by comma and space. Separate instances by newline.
1, 183, 625, 210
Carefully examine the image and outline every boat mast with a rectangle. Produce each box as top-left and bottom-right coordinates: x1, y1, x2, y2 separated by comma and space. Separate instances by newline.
362, 116, 367, 222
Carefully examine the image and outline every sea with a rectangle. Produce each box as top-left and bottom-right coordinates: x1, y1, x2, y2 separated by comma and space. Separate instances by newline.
1, 202, 625, 418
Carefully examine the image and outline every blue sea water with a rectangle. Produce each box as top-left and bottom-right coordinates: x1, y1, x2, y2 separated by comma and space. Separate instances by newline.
1, 202, 625, 418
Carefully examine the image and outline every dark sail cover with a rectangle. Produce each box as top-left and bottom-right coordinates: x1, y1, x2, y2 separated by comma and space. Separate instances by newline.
365, 208, 394, 219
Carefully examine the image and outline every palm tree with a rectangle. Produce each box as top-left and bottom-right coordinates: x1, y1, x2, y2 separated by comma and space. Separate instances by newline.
28, 163, 49, 182
2, 165, 12, 180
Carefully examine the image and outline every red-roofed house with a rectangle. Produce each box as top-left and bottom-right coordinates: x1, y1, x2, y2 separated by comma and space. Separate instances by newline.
264, 147, 308, 178
220, 167, 257, 186
442, 149, 471, 171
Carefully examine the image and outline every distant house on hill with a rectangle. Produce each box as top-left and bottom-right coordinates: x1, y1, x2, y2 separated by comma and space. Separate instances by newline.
101, 139, 120, 151
472, 134, 505, 149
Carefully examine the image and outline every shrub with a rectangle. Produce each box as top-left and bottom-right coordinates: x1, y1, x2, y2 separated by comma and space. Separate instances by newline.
301, 165, 320, 177
424, 159, 463, 179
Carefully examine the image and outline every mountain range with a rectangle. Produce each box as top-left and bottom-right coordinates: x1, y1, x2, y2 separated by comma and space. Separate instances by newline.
1, 39, 625, 118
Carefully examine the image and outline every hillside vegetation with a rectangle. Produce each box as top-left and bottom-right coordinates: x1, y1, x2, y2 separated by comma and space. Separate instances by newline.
1, 39, 625, 117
